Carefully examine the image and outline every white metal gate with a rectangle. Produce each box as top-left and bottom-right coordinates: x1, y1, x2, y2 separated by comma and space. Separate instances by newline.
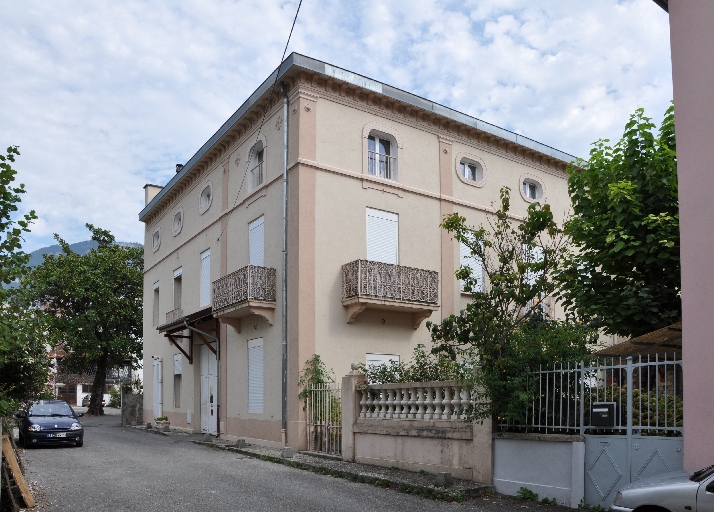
152, 359, 162, 420
503, 353, 683, 509
306, 383, 342, 455
200, 343, 218, 435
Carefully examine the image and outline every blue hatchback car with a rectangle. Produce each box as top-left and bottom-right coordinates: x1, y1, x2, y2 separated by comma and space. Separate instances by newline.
16, 400, 85, 448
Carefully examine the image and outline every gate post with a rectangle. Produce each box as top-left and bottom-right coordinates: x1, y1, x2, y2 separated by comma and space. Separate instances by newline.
626, 356, 633, 486
341, 367, 366, 461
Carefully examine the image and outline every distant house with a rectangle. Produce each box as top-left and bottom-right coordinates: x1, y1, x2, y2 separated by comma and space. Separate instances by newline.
139, 53, 575, 449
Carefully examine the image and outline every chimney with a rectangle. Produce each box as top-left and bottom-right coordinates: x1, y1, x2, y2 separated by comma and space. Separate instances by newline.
143, 184, 163, 206
176, 164, 184, 173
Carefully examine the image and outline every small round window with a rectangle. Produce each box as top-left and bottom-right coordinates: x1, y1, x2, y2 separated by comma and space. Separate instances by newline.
152, 228, 161, 252
199, 182, 212, 214
522, 179, 542, 201
459, 159, 483, 182
172, 209, 183, 236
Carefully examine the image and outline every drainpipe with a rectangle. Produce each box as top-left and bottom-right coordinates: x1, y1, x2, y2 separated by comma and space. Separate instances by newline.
185, 320, 220, 436
280, 82, 289, 447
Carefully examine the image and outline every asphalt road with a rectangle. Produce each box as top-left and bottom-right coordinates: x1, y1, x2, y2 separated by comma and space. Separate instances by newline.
21, 415, 563, 512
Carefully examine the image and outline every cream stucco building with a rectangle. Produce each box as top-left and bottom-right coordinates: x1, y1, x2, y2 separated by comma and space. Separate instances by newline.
139, 53, 575, 450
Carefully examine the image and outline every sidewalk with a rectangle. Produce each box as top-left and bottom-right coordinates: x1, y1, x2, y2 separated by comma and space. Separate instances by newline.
128, 424, 491, 502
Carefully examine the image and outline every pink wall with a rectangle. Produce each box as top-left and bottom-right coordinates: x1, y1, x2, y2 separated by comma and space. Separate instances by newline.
669, 0, 714, 471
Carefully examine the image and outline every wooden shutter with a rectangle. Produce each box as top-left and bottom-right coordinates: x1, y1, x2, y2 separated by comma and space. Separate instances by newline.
460, 241, 483, 292
366, 208, 398, 264
200, 249, 211, 307
248, 338, 264, 413
249, 216, 265, 266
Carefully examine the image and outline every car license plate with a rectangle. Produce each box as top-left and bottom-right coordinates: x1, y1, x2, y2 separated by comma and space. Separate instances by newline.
46, 433, 66, 438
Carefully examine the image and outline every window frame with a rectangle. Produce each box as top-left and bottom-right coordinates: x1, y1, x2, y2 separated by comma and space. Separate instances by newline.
247, 337, 264, 414
172, 207, 183, 236
519, 174, 546, 203
199, 249, 211, 308
198, 180, 213, 214
151, 227, 161, 252
454, 152, 487, 188
362, 122, 403, 182
366, 207, 399, 265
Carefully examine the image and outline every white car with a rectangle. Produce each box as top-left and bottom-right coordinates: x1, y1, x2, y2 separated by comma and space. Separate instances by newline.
611, 465, 714, 512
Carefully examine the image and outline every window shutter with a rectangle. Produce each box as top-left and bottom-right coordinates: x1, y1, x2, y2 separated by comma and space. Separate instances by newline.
366, 208, 398, 264
248, 338, 264, 413
200, 249, 211, 307
460, 241, 483, 292
524, 244, 544, 285
249, 216, 265, 266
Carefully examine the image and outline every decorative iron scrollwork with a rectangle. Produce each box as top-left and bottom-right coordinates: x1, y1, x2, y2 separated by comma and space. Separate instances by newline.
341, 260, 438, 304
212, 265, 277, 312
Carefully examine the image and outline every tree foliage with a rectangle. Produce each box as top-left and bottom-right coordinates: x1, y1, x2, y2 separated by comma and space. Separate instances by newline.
555, 105, 679, 338
24, 224, 143, 415
0, 146, 45, 415
427, 187, 596, 423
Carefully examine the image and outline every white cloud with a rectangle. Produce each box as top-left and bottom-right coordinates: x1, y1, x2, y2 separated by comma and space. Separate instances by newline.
0, 0, 671, 251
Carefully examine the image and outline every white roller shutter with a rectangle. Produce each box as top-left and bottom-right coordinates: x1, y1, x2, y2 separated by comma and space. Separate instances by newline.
248, 338, 264, 413
200, 249, 211, 307
366, 208, 398, 264
249, 216, 265, 266
524, 244, 544, 286
460, 241, 483, 292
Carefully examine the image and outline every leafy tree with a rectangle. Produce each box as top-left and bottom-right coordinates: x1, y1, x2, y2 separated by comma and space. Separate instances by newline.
0, 146, 44, 415
555, 105, 679, 338
24, 224, 143, 415
427, 187, 596, 423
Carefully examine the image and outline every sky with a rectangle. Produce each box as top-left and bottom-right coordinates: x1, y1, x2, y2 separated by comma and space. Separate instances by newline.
1, 0, 672, 252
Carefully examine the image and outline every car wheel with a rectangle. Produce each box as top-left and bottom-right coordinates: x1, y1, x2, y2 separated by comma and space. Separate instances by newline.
75, 439, 83, 447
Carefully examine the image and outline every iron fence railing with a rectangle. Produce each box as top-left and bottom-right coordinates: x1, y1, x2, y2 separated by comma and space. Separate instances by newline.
367, 151, 396, 180
500, 353, 683, 436
342, 260, 438, 304
165, 308, 183, 324
250, 162, 264, 189
212, 265, 276, 312
306, 383, 342, 455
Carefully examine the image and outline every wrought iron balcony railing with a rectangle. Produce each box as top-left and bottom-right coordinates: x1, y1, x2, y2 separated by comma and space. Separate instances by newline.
212, 265, 276, 312
165, 308, 183, 324
342, 260, 438, 304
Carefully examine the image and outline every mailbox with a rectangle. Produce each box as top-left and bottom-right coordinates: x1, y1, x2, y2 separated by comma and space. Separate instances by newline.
591, 402, 616, 427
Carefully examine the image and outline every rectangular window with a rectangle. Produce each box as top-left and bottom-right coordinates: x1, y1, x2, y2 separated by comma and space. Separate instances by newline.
173, 375, 181, 409
523, 245, 544, 286
460, 241, 483, 293
367, 135, 394, 180
366, 208, 398, 264
173, 267, 182, 310
152, 281, 160, 326
249, 215, 265, 267
248, 338, 264, 414
200, 249, 211, 307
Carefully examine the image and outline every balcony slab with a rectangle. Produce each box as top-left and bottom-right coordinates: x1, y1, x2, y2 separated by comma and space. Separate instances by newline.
342, 296, 439, 329
214, 301, 276, 334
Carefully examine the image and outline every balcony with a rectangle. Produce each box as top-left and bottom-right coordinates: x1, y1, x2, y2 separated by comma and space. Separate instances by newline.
341, 260, 439, 329
212, 265, 276, 333
165, 308, 184, 325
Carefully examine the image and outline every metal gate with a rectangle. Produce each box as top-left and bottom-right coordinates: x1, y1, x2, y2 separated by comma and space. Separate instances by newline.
582, 354, 683, 508
306, 383, 342, 455
503, 353, 683, 508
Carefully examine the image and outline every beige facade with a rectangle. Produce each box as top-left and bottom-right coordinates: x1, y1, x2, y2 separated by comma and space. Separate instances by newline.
140, 54, 574, 450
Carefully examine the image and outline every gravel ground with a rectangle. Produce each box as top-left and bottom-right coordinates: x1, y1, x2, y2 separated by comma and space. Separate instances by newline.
20, 414, 568, 512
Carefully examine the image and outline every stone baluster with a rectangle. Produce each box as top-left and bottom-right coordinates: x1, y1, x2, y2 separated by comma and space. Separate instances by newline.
365, 389, 375, 418
359, 387, 368, 418
393, 388, 403, 418
441, 386, 452, 419
450, 385, 461, 420
385, 389, 395, 419
460, 386, 470, 419
378, 389, 387, 419
407, 387, 417, 419
424, 386, 434, 420
433, 386, 443, 419
415, 387, 424, 420
400, 388, 409, 419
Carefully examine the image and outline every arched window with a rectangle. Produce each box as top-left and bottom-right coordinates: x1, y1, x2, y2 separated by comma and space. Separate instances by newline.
460, 158, 483, 182
363, 122, 402, 182
172, 208, 183, 236
249, 141, 265, 190
152, 227, 161, 252
521, 176, 544, 202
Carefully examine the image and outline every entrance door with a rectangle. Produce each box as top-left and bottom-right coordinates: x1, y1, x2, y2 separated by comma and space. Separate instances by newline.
152, 359, 162, 420
200, 343, 218, 435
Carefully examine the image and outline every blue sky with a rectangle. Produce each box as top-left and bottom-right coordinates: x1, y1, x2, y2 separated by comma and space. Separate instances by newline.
0, 0, 671, 252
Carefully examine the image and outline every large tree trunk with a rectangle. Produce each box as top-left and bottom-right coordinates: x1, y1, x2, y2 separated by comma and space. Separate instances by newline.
87, 352, 108, 416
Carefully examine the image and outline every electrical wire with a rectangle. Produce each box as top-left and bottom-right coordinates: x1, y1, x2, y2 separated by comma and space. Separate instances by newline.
216, 0, 304, 243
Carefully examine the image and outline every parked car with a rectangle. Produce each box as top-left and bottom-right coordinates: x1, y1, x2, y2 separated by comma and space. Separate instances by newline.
16, 400, 84, 448
611, 465, 714, 511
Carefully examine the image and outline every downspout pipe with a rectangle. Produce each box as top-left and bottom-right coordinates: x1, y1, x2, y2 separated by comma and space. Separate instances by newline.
185, 320, 220, 436
280, 82, 289, 446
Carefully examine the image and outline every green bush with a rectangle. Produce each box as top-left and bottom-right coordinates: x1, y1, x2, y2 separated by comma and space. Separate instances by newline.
107, 385, 121, 408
